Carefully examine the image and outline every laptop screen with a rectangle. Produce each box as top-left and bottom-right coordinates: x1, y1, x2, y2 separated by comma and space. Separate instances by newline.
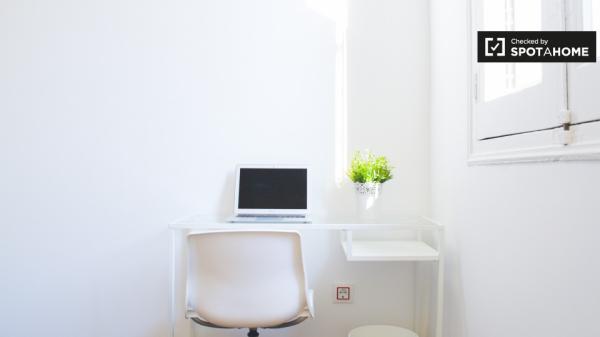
238, 168, 307, 210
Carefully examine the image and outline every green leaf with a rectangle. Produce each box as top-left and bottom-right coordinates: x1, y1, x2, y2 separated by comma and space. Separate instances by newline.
346, 150, 393, 184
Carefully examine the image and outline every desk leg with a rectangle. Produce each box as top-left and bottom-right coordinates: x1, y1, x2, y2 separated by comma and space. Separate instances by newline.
414, 261, 434, 337
415, 229, 444, 337
170, 230, 175, 337
171, 229, 192, 337
435, 230, 445, 337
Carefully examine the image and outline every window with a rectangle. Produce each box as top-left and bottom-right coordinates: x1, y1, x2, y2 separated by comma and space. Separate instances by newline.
469, 0, 600, 164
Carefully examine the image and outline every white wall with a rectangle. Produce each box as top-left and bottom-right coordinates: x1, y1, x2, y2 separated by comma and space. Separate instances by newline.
430, 1, 600, 337
0, 1, 429, 337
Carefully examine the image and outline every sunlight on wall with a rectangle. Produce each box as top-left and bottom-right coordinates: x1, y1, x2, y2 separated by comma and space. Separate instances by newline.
582, 0, 600, 31
306, 0, 348, 185
582, 0, 600, 65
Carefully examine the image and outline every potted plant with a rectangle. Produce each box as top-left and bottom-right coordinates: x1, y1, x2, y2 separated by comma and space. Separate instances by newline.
347, 150, 393, 219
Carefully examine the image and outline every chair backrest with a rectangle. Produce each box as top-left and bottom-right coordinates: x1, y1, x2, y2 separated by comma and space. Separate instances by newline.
186, 231, 309, 328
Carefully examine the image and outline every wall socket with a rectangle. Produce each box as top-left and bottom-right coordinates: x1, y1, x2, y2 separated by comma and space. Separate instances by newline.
333, 283, 353, 303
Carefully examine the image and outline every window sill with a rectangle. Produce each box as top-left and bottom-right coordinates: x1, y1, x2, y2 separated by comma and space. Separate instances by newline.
468, 140, 600, 165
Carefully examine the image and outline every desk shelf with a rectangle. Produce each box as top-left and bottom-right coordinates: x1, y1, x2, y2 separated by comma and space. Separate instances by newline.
341, 239, 439, 261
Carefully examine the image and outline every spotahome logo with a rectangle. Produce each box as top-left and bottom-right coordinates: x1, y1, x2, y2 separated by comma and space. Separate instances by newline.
484, 37, 505, 57
478, 31, 596, 62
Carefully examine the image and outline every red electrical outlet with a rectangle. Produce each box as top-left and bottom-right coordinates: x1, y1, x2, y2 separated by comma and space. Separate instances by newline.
334, 284, 353, 303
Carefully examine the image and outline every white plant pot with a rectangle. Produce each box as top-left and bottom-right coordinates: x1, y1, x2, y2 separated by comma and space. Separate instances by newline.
354, 182, 381, 220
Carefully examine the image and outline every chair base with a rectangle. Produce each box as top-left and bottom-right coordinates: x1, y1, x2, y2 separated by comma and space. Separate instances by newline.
191, 316, 308, 336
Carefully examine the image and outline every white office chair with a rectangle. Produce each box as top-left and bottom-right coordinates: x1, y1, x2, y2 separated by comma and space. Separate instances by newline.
185, 231, 314, 337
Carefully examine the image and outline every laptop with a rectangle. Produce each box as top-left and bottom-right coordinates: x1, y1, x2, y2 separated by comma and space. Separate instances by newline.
228, 165, 311, 223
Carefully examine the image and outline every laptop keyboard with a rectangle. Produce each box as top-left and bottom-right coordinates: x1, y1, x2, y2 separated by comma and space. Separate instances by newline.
237, 214, 305, 218
229, 215, 311, 223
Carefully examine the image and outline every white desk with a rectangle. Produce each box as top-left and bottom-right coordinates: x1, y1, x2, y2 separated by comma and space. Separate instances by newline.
169, 214, 444, 337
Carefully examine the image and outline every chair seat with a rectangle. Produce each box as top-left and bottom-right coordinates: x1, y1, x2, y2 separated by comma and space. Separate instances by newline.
186, 288, 314, 329
348, 325, 419, 337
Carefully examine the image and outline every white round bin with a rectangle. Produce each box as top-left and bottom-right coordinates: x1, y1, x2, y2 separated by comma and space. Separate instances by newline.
348, 325, 419, 337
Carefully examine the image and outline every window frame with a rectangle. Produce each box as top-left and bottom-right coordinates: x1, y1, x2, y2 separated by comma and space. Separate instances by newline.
467, 0, 600, 165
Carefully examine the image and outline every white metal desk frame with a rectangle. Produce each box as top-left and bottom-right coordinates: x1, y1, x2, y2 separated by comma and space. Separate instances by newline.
169, 215, 444, 337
